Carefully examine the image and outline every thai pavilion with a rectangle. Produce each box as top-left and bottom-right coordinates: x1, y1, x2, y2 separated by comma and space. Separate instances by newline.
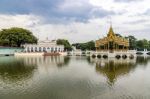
95, 26, 129, 52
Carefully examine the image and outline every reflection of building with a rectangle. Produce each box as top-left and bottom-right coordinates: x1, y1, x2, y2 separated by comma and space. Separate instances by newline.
94, 58, 136, 85
95, 26, 129, 52
16, 56, 66, 65
23, 40, 64, 53
15, 56, 70, 75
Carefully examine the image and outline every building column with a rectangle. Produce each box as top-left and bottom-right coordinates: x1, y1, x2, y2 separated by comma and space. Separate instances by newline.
29, 47, 31, 52
49, 47, 51, 52
56, 47, 58, 52
33, 47, 35, 52
106, 44, 108, 50
41, 47, 43, 52
37, 47, 39, 52
24, 47, 27, 52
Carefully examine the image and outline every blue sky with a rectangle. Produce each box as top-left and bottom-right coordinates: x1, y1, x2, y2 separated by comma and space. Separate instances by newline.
0, 0, 149, 43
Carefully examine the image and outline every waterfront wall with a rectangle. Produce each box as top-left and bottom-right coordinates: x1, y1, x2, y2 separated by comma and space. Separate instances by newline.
90, 50, 137, 58
14, 52, 67, 56
0, 47, 23, 56
14, 52, 44, 56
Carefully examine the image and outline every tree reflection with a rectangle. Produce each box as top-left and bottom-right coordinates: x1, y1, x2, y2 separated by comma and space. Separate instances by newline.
0, 57, 36, 82
86, 56, 95, 65
136, 56, 150, 65
56, 56, 70, 68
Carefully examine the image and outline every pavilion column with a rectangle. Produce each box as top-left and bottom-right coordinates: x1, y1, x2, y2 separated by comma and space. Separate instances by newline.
117, 45, 119, 51
96, 47, 98, 51
123, 46, 125, 50
103, 45, 104, 50
106, 44, 108, 50
108, 43, 109, 51
114, 43, 116, 50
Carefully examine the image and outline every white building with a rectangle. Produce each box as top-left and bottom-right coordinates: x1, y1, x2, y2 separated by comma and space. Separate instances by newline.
23, 40, 64, 53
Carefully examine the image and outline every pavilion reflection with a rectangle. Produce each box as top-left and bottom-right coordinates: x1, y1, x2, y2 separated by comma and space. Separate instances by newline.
92, 56, 150, 86
92, 58, 137, 86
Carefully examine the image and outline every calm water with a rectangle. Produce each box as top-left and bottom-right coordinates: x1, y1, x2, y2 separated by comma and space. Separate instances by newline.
0, 56, 150, 99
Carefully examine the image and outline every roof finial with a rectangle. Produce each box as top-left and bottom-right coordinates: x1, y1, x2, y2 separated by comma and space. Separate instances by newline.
46, 33, 48, 40
46, 37, 48, 40
109, 16, 112, 27
107, 16, 115, 36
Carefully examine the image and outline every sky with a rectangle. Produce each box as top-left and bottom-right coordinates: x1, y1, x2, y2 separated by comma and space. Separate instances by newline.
0, 0, 150, 43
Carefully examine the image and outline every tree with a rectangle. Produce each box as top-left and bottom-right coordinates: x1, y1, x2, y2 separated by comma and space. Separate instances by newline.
143, 39, 149, 49
148, 41, 150, 50
136, 39, 149, 50
0, 27, 37, 47
136, 40, 144, 50
115, 33, 122, 37
72, 40, 95, 51
86, 41, 95, 50
57, 39, 72, 51
125, 35, 137, 50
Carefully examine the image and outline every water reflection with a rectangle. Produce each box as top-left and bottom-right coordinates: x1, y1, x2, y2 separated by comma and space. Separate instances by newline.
15, 56, 70, 67
136, 56, 150, 65
96, 59, 136, 86
0, 56, 36, 83
0, 55, 150, 99
0, 56, 70, 86
89, 56, 150, 86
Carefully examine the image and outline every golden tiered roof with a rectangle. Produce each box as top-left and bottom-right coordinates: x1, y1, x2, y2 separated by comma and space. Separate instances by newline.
95, 26, 129, 48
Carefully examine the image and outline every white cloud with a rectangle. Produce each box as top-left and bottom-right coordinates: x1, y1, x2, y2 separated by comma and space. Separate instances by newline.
0, 14, 41, 29
0, 0, 150, 43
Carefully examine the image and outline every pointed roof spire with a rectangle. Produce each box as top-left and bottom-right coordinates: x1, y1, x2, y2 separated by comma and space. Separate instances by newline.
107, 16, 115, 37
46, 36, 48, 40
107, 25, 115, 37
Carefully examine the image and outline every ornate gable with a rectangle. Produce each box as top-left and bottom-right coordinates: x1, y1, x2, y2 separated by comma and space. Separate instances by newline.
95, 25, 129, 49
107, 26, 116, 41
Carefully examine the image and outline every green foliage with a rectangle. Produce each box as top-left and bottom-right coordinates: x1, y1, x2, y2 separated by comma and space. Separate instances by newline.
72, 41, 95, 51
116, 33, 122, 37
136, 39, 149, 50
136, 40, 144, 50
120, 34, 150, 50
125, 35, 137, 50
57, 39, 72, 51
0, 27, 37, 47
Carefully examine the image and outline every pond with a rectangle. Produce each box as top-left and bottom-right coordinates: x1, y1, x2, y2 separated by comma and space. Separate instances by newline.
0, 56, 150, 99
